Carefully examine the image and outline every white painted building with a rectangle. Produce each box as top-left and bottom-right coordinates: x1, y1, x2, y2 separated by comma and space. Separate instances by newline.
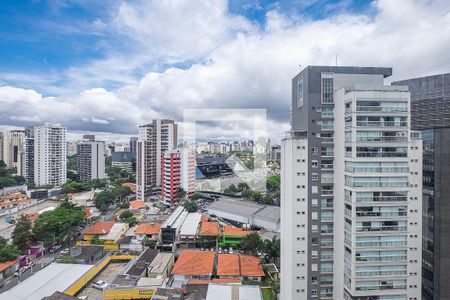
0, 130, 26, 175
33, 123, 67, 186
281, 66, 422, 300
76, 141, 106, 181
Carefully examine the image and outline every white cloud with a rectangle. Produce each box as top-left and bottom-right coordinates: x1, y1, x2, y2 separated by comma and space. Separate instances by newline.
1, 0, 450, 142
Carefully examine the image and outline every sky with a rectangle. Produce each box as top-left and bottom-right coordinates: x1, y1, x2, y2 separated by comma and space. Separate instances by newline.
1, 0, 450, 142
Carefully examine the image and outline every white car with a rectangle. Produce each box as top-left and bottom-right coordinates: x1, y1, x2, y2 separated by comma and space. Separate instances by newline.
60, 248, 69, 255
93, 280, 108, 290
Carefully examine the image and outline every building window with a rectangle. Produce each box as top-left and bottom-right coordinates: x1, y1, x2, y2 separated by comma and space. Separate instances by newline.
297, 77, 304, 108
312, 160, 318, 168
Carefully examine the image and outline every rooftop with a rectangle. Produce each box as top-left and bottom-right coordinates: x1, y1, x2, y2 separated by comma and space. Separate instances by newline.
130, 200, 146, 209
148, 252, 174, 275
127, 248, 159, 276
187, 279, 241, 285
135, 223, 161, 235
199, 222, 220, 237
42, 291, 78, 300
151, 288, 183, 300
239, 255, 264, 277
162, 206, 188, 229
207, 198, 263, 218
83, 221, 115, 235
171, 250, 215, 276
0, 259, 18, 272
0, 263, 94, 300
121, 182, 137, 193
206, 284, 262, 300
252, 206, 280, 224
217, 254, 240, 276
99, 223, 127, 240
179, 213, 202, 236
223, 226, 253, 237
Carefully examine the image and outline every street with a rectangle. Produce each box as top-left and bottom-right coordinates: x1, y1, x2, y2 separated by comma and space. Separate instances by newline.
0, 250, 60, 294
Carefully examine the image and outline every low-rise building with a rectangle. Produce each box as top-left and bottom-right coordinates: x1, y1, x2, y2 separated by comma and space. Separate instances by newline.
216, 254, 265, 282
81, 222, 128, 250
171, 250, 215, 286
130, 200, 146, 210
179, 212, 202, 248
198, 221, 220, 248
205, 284, 263, 300
135, 223, 161, 241
159, 206, 188, 251
219, 226, 254, 247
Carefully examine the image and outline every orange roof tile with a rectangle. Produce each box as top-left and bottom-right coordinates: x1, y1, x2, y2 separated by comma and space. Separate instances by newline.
130, 200, 146, 209
121, 182, 137, 193
171, 250, 215, 276
201, 215, 209, 222
187, 278, 241, 285
200, 222, 219, 237
0, 199, 33, 208
84, 222, 115, 235
223, 226, 253, 237
240, 255, 264, 277
1, 193, 26, 200
0, 259, 18, 272
135, 223, 161, 235
217, 254, 240, 276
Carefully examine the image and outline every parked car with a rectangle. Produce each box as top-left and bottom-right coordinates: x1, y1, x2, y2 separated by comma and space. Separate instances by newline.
93, 280, 108, 290
60, 248, 69, 255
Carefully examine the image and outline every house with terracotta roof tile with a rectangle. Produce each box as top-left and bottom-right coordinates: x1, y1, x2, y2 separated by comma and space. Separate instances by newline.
134, 223, 161, 240
171, 250, 215, 284
198, 221, 220, 248
0, 259, 19, 277
129, 200, 146, 210
216, 254, 265, 282
81, 222, 128, 250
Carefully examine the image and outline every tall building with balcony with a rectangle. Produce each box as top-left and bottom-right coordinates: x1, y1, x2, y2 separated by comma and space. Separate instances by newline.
392, 73, 450, 300
76, 140, 106, 181
281, 66, 422, 300
0, 130, 26, 175
136, 119, 177, 200
161, 148, 196, 204
33, 123, 67, 186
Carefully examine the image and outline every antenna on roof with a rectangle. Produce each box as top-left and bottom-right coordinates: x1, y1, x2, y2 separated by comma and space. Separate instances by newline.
335, 54, 338, 66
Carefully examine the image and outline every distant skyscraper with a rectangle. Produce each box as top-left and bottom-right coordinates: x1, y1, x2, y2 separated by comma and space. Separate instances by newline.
34, 123, 67, 186
129, 137, 138, 153
24, 127, 35, 184
392, 73, 450, 300
161, 148, 195, 203
281, 66, 422, 300
66, 141, 77, 156
76, 141, 106, 181
82, 134, 95, 141
1, 130, 25, 175
136, 119, 177, 200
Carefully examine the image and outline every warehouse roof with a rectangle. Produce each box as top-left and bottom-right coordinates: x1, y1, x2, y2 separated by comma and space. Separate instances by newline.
162, 206, 188, 229
180, 213, 202, 236
207, 198, 262, 218
253, 206, 280, 224
0, 263, 94, 300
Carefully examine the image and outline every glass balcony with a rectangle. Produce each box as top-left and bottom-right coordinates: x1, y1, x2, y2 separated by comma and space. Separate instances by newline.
356, 121, 408, 127
356, 106, 408, 113
356, 226, 407, 232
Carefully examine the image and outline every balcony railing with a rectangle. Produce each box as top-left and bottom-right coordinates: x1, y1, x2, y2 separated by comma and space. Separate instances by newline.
355, 196, 407, 202
356, 226, 407, 232
355, 211, 407, 217
345, 181, 409, 188
356, 136, 408, 143
355, 240, 407, 248
345, 167, 409, 173
356, 106, 408, 113
356, 152, 407, 158
356, 121, 408, 127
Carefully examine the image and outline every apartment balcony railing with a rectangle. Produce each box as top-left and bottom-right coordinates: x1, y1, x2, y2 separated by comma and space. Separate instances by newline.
356, 255, 407, 262
321, 151, 334, 157
345, 167, 409, 173
355, 284, 407, 292
321, 163, 334, 170
321, 178, 334, 184
321, 137, 334, 143
356, 241, 407, 248
356, 270, 407, 277
356, 226, 407, 232
345, 181, 409, 188
356, 152, 407, 158
355, 196, 407, 203
356, 136, 408, 143
355, 106, 408, 113
356, 121, 408, 127
355, 211, 407, 218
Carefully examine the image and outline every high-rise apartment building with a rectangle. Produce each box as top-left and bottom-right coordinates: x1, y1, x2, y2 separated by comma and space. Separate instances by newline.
24, 127, 35, 184
392, 73, 450, 300
34, 123, 67, 186
136, 119, 177, 200
161, 148, 196, 203
281, 66, 422, 300
76, 141, 106, 181
0, 130, 26, 175
129, 137, 138, 153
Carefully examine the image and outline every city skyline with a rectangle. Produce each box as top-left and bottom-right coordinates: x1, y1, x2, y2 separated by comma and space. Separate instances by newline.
1, 0, 450, 141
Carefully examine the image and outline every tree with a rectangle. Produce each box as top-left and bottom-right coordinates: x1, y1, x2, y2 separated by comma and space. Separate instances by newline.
237, 182, 249, 191
33, 200, 84, 246
239, 233, 263, 255
0, 177, 16, 189
95, 190, 116, 211
0, 160, 5, 168
12, 215, 33, 252
113, 185, 132, 202
0, 236, 21, 262
266, 175, 280, 192
251, 191, 263, 203
241, 189, 252, 199
183, 200, 198, 212
262, 237, 280, 265
67, 155, 77, 171
176, 188, 186, 200
12, 175, 26, 185
190, 193, 202, 201
120, 210, 133, 220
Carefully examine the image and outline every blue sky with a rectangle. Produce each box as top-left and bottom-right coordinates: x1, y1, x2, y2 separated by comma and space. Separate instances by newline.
0, 0, 374, 95
0, 0, 449, 140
